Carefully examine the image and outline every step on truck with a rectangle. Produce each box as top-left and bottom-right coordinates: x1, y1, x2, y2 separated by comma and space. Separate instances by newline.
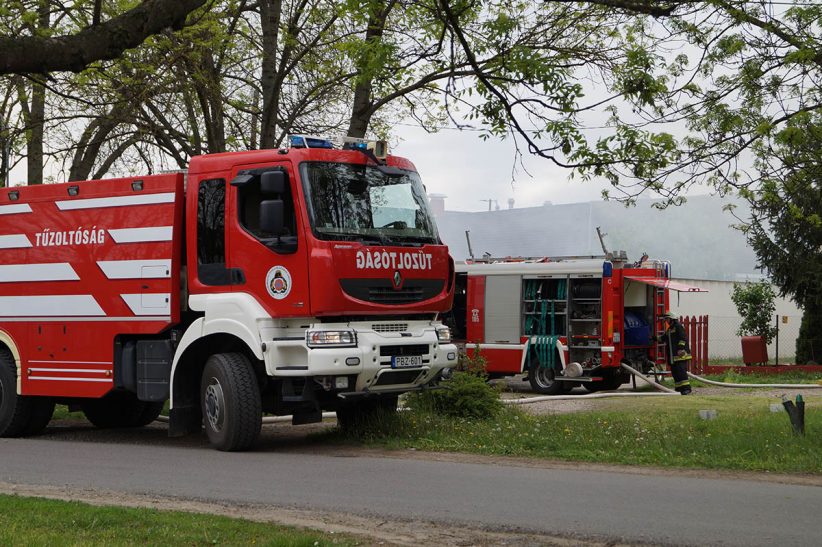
444, 255, 704, 394
0, 136, 458, 451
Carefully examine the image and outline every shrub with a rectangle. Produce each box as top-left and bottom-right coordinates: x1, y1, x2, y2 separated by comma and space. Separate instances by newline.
457, 345, 489, 378
731, 282, 778, 345
406, 371, 504, 419
797, 302, 822, 364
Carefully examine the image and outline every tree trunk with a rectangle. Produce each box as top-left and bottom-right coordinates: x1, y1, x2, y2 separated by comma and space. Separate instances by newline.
26, 75, 46, 184
346, 1, 393, 139
259, 0, 282, 148
25, 2, 50, 185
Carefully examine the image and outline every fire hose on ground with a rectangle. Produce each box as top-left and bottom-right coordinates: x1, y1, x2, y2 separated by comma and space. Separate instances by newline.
155, 363, 821, 423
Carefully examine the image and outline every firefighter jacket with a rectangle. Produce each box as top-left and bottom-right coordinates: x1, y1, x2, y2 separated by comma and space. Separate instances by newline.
658, 320, 691, 365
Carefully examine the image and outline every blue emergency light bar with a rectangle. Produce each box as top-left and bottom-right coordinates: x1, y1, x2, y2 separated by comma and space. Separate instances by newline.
288, 135, 389, 159
289, 135, 334, 149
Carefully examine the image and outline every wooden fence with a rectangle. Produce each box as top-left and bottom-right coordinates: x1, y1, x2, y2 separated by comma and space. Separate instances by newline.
681, 315, 709, 373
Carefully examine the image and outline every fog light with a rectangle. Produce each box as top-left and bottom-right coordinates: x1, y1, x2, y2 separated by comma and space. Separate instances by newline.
345, 357, 360, 366
440, 367, 454, 381
447, 352, 456, 361
335, 377, 349, 389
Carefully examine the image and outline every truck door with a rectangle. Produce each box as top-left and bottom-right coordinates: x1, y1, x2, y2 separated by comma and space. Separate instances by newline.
226, 162, 310, 317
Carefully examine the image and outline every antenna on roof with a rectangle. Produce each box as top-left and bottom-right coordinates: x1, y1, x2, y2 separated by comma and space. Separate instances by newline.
596, 226, 609, 255
465, 230, 475, 261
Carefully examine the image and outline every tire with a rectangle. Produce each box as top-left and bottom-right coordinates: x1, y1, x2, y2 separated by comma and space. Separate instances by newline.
0, 349, 54, 437
527, 356, 567, 395
135, 401, 165, 427
200, 353, 262, 452
336, 395, 398, 432
82, 391, 160, 428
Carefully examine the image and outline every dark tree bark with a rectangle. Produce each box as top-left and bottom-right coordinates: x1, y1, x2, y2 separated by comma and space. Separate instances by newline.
347, 1, 396, 139
0, 0, 207, 75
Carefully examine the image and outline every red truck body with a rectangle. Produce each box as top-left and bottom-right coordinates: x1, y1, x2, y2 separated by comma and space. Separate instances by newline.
0, 141, 457, 450
446, 257, 704, 393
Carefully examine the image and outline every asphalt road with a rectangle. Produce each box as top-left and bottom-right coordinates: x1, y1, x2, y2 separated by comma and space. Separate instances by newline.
2, 426, 820, 546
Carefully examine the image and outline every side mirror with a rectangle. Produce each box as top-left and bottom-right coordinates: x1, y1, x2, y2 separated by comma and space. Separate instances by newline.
260, 200, 284, 234
261, 171, 286, 195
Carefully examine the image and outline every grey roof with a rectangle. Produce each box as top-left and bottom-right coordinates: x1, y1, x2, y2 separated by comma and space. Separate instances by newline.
435, 195, 759, 281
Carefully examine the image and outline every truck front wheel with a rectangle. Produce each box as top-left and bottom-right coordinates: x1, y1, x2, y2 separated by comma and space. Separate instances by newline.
200, 353, 262, 452
0, 349, 55, 437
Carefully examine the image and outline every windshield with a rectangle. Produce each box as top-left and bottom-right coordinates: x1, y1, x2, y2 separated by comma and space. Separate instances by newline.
300, 162, 439, 244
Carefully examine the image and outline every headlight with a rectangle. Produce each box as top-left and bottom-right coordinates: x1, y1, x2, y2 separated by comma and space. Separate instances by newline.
436, 326, 451, 343
306, 330, 357, 348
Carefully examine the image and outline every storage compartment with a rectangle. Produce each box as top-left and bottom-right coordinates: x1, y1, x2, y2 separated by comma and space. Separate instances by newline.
521, 278, 567, 337
568, 278, 602, 365
623, 309, 651, 346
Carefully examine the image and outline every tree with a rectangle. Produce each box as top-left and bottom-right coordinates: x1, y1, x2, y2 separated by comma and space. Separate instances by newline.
731, 282, 778, 346
0, 0, 208, 75
741, 114, 822, 363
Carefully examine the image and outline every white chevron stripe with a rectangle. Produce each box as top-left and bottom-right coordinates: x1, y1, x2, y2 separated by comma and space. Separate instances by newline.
0, 295, 105, 317
0, 234, 32, 249
0, 263, 79, 283
55, 192, 175, 210
0, 204, 33, 215
97, 259, 172, 279
121, 293, 171, 315
108, 226, 173, 243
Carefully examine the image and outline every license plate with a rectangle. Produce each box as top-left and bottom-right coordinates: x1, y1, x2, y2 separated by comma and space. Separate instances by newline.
391, 355, 423, 369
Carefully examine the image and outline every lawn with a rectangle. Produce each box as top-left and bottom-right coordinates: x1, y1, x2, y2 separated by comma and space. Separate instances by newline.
0, 494, 354, 546
324, 395, 822, 474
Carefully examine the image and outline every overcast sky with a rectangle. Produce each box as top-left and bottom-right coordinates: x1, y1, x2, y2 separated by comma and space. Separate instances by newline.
8, 120, 712, 213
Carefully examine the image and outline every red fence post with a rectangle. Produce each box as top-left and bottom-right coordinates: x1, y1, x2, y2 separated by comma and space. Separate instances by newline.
677, 315, 709, 374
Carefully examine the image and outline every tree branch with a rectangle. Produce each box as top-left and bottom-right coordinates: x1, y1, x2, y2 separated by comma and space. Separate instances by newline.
0, 0, 207, 75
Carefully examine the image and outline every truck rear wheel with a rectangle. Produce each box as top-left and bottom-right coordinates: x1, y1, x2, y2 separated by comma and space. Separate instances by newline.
0, 349, 55, 437
200, 353, 262, 452
527, 355, 567, 395
82, 391, 161, 428
336, 395, 398, 432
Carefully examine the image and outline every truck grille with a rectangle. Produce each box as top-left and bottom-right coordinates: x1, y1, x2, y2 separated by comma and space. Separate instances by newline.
379, 344, 428, 357
372, 323, 409, 333
340, 279, 444, 304
373, 370, 423, 386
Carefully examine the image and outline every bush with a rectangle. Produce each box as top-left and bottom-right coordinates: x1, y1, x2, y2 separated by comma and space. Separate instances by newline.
406, 371, 504, 420
797, 302, 822, 364
731, 282, 778, 345
457, 345, 489, 378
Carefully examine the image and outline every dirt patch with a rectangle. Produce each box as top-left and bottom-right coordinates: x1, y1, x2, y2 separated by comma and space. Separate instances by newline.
0, 481, 635, 546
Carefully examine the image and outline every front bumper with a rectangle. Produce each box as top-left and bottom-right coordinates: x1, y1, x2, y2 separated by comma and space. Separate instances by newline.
262, 321, 459, 393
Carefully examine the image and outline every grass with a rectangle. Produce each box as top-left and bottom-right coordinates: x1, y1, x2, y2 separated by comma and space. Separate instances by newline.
323, 395, 822, 474
696, 370, 822, 386
0, 494, 354, 546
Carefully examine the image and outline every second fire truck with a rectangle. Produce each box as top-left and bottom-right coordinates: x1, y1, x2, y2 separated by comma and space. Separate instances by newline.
445, 254, 705, 393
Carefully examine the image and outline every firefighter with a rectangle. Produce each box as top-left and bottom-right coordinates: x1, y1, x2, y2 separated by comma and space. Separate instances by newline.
654, 311, 693, 395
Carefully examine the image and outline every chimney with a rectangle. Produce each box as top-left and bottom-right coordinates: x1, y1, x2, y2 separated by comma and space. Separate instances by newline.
428, 193, 446, 217
507, 198, 514, 210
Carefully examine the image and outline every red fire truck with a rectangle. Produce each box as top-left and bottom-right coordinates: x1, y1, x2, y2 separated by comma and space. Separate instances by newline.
445, 255, 704, 394
0, 137, 457, 450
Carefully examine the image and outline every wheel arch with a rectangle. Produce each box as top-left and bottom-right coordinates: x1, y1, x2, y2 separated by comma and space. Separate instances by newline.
0, 329, 22, 395
170, 325, 262, 411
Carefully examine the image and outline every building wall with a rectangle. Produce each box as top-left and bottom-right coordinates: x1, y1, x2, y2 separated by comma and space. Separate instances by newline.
670, 279, 802, 361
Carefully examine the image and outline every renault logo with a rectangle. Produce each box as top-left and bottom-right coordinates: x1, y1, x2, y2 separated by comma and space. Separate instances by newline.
392, 270, 402, 289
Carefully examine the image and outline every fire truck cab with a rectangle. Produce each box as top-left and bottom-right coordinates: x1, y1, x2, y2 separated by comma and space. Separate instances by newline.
0, 137, 458, 450
444, 255, 704, 394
